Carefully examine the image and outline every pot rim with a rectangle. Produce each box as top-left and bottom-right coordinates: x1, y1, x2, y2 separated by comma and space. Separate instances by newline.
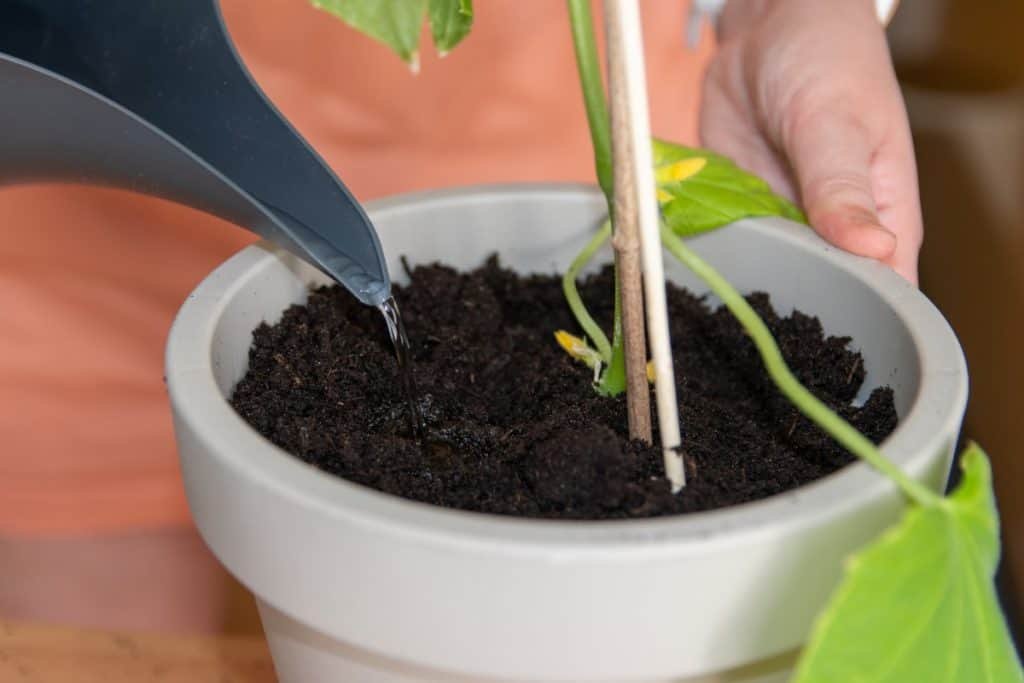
166, 183, 968, 559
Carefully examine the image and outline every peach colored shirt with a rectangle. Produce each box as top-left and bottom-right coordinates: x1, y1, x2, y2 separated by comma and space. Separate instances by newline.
0, 0, 711, 535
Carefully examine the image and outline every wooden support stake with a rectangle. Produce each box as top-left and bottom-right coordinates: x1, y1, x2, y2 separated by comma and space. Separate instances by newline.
605, 0, 685, 490
605, 0, 652, 445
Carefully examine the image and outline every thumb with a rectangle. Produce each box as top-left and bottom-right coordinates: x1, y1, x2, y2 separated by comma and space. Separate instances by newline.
785, 110, 897, 261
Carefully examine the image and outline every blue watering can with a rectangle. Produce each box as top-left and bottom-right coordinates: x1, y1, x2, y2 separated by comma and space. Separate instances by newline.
0, 0, 391, 306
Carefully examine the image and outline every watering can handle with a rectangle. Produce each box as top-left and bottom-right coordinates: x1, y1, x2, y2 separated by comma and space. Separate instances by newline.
0, 0, 391, 305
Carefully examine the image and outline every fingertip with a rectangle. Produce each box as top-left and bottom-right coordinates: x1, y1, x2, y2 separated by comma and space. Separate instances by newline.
812, 207, 898, 260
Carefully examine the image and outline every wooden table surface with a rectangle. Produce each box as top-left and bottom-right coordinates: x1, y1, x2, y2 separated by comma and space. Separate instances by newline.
0, 620, 277, 682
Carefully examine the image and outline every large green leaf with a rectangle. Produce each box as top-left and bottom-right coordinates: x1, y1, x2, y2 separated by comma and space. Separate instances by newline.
652, 138, 805, 237
312, 0, 472, 66
429, 0, 473, 55
793, 445, 1023, 683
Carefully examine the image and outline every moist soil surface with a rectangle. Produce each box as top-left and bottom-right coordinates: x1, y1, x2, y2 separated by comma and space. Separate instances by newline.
231, 257, 897, 520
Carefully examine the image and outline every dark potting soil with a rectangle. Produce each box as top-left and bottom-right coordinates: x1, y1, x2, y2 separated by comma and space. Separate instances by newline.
231, 257, 897, 520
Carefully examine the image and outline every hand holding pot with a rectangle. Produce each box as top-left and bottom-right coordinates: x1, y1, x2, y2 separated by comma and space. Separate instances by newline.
701, 0, 921, 282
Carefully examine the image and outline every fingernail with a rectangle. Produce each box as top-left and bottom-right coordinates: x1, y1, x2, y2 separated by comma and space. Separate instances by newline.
847, 206, 893, 231
859, 221, 898, 256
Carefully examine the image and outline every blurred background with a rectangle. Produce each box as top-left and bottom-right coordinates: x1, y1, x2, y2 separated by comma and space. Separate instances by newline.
889, 0, 1024, 641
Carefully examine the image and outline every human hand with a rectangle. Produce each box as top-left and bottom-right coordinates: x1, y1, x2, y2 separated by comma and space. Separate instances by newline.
701, 0, 921, 283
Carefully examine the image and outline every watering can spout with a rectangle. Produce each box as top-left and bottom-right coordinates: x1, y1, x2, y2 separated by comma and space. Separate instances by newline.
0, 0, 391, 306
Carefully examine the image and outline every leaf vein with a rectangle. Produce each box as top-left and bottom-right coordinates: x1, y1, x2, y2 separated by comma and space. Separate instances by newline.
868, 527, 953, 679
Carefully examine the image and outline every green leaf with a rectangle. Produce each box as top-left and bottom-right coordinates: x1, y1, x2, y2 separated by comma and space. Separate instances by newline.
651, 138, 806, 237
793, 445, 1023, 683
428, 0, 473, 54
312, 0, 427, 65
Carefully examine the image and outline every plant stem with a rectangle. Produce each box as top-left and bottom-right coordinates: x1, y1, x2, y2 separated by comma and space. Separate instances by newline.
567, 0, 626, 397
562, 220, 613, 362
567, 0, 613, 203
599, 271, 627, 396
659, 224, 942, 507
561, 220, 625, 395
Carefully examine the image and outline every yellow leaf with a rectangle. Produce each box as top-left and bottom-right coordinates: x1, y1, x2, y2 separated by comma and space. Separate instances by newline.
554, 330, 601, 369
655, 157, 707, 185
646, 360, 655, 383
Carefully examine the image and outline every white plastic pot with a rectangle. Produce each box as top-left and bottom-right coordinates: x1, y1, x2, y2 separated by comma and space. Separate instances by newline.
167, 185, 967, 682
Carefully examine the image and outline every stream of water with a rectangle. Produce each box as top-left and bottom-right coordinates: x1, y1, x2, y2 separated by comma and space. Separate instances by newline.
378, 296, 423, 437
